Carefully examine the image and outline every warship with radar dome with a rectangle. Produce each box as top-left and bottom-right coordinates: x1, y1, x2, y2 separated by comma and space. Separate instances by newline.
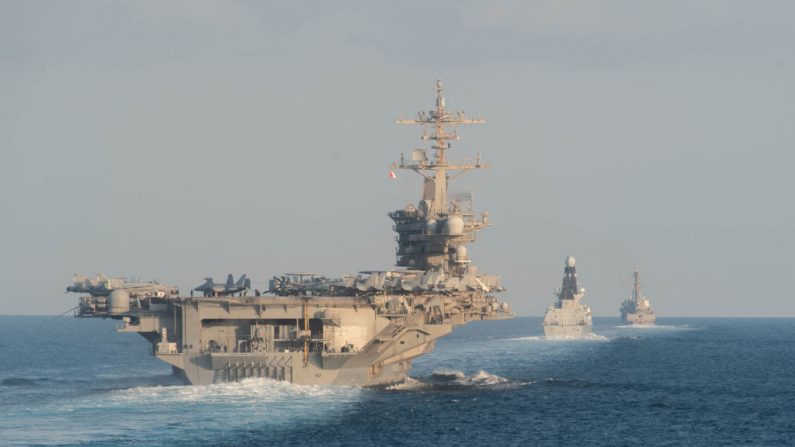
543, 255, 593, 337
68, 81, 513, 386
620, 266, 656, 325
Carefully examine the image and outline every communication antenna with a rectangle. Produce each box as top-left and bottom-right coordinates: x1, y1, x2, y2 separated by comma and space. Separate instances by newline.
392, 80, 488, 216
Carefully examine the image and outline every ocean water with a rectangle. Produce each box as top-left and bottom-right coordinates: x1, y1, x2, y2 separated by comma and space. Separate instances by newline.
1, 316, 794, 446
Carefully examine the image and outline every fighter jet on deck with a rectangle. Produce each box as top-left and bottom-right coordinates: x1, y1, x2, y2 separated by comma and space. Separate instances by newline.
193, 274, 250, 297
66, 274, 179, 298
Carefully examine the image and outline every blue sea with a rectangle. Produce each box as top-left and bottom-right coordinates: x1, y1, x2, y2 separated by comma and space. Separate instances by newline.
1, 316, 793, 446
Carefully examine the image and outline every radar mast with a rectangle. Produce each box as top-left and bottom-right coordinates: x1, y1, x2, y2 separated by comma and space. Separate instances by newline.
390, 81, 493, 273
393, 79, 488, 215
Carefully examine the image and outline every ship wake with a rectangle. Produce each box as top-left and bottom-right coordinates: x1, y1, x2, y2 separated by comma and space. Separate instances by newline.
511, 333, 609, 342
616, 324, 694, 330
3, 378, 364, 446
112, 377, 362, 406
387, 370, 527, 391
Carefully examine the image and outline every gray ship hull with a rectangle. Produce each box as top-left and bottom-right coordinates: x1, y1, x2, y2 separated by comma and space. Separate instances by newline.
78, 292, 511, 386
543, 323, 592, 338
542, 256, 593, 339
167, 350, 418, 386
621, 312, 656, 326
620, 267, 655, 326
542, 293, 593, 339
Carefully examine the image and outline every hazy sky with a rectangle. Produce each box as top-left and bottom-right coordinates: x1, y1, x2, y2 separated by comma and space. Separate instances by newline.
2, 1, 794, 316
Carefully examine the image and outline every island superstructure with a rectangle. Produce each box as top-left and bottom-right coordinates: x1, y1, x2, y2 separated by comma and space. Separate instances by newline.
620, 266, 656, 325
543, 256, 593, 337
69, 81, 512, 386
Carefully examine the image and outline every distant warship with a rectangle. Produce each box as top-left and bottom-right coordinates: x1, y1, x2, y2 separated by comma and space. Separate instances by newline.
543, 256, 592, 337
68, 81, 513, 386
620, 266, 656, 325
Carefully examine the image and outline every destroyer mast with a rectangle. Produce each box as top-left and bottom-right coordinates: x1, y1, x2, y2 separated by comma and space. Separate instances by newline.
542, 255, 593, 337
620, 266, 656, 325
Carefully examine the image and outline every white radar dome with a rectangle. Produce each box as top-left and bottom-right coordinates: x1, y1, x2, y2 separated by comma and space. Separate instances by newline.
108, 289, 130, 314
566, 255, 576, 267
446, 215, 465, 235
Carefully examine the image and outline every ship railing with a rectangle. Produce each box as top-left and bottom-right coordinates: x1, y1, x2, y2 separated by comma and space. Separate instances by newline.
424, 315, 451, 325
379, 313, 410, 318
321, 352, 357, 358
214, 352, 296, 358
134, 310, 169, 318
201, 335, 330, 354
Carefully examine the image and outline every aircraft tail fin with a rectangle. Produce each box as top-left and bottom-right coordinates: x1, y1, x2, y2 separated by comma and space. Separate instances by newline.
225, 274, 234, 289
193, 278, 213, 292
236, 274, 249, 289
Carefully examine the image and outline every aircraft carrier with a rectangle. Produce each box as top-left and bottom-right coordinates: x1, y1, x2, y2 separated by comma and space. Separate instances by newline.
69, 81, 513, 386
620, 266, 656, 325
543, 256, 592, 337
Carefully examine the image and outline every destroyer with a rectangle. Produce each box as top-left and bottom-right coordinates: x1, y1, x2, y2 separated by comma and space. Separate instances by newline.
543, 256, 592, 337
620, 266, 656, 325
69, 81, 513, 386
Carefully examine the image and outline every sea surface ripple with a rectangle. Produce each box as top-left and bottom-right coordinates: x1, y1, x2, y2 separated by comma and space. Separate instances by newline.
1, 316, 794, 446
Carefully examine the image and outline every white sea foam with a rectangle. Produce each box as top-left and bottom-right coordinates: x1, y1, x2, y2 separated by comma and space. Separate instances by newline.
615, 324, 693, 330
386, 376, 430, 391
389, 370, 525, 391
112, 377, 359, 405
2, 378, 363, 446
458, 370, 511, 386
511, 333, 609, 342
509, 335, 546, 341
